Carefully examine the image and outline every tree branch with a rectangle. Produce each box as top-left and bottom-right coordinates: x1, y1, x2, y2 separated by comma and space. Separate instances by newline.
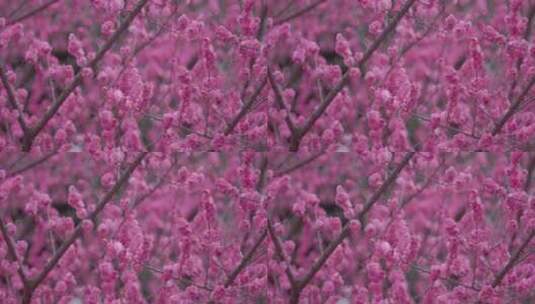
224, 77, 268, 136
289, 0, 417, 151
217, 155, 270, 290
7, 150, 57, 178
0, 217, 29, 286
289, 151, 415, 303
400, 160, 445, 208
131, 158, 179, 209
492, 230, 534, 288
525, 155, 535, 192
274, 0, 328, 25
0, 62, 28, 133
21, 0, 150, 152
22, 151, 147, 303
274, 151, 324, 177
267, 66, 297, 134
492, 76, 535, 136
267, 218, 297, 287
6, 0, 60, 26
358, 151, 415, 222
223, 228, 267, 288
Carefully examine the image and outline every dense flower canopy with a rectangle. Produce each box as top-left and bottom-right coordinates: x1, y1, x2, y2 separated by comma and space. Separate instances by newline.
1, 0, 535, 303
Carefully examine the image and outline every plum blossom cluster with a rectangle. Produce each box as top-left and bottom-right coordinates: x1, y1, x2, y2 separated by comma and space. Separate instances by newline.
1, 151, 535, 303
0, 0, 534, 153
1, 0, 535, 303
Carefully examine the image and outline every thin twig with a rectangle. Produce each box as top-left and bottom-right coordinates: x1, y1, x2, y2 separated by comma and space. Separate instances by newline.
144, 264, 213, 291
223, 229, 267, 288
492, 76, 535, 136
274, 151, 324, 177
224, 77, 268, 135
400, 160, 445, 208
492, 230, 534, 288
131, 158, 179, 209
0, 217, 29, 286
21, 0, 150, 151
412, 113, 480, 139
410, 264, 480, 291
267, 66, 297, 134
0, 62, 28, 133
289, 0, 417, 151
267, 218, 297, 287
289, 151, 415, 303
8, 0, 31, 18
6, 0, 60, 26
7, 150, 57, 178
358, 152, 416, 222
524, 155, 535, 192
22, 152, 147, 303
274, 0, 328, 25
220, 157, 270, 289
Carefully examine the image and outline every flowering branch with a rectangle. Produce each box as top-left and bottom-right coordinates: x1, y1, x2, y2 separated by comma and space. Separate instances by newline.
220, 155, 270, 289
492, 76, 535, 136
0, 217, 29, 286
224, 77, 268, 136
6, 0, 60, 26
274, 151, 325, 177
6, 150, 57, 178
267, 66, 297, 134
224, 229, 267, 288
289, 151, 415, 303
274, 0, 328, 25
288, 0, 418, 151
524, 155, 535, 192
267, 218, 297, 287
492, 230, 535, 288
0, 63, 28, 133
20, 0, 150, 151
21, 151, 147, 303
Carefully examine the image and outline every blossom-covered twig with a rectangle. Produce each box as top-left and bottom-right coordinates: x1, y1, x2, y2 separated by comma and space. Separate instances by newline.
21, 152, 147, 303
20, 0, 150, 151
289, 0, 418, 151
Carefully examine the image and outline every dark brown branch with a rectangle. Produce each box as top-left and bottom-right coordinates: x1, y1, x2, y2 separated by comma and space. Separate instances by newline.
21, 0, 150, 152
267, 66, 297, 133
492, 230, 534, 288
274, 0, 328, 25
274, 151, 324, 177
492, 76, 535, 136
6, 0, 60, 26
223, 229, 267, 287
256, 4, 269, 40
255, 155, 269, 191
224, 77, 267, 135
289, 151, 415, 303
400, 161, 445, 208
7, 150, 57, 178
289, 0, 417, 151
267, 218, 297, 287
216, 156, 270, 291
0, 217, 29, 285
0, 62, 28, 133
144, 264, 213, 291
524, 155, 535, 192
131, 158, 179, 209
22, 152, 147, 303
